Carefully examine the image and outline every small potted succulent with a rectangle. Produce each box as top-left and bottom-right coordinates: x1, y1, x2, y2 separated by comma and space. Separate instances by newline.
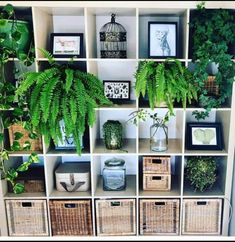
185, 156, 217, 192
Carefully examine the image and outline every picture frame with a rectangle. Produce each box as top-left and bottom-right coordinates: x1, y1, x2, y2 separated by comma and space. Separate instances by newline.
50, 33, 83, 58
103, 80, 131, 103
148, 21, 178, 58
186, 122, 223, 150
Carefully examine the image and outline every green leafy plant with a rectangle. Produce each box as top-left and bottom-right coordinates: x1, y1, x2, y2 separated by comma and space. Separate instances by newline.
103, 120, 123, 150
190, 2, 235, 120
185, 156, 217, 192
135, 59, 198, 114
0, 4, 35, 111
0, 150, 39, 194
16, 49, 112, 155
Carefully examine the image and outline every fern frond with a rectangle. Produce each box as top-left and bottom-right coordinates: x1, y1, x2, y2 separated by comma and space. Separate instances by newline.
40, 76, 59, 122
69, 94, 77, 124
65, 69, 74, 93
38, 48, 56, 65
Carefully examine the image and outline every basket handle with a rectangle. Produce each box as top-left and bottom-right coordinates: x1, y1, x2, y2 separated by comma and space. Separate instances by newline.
152, 159, 162, 164
22, 202, 32, 207
111, 201, 120, 207
197, 201, 207, 206
60, 181, 85, 192
154, 202, 166, 206
64, 203, 77, 209
152, 176, 161, 180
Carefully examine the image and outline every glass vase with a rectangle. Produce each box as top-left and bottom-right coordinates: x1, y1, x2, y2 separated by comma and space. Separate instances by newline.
150, 120, 168, 152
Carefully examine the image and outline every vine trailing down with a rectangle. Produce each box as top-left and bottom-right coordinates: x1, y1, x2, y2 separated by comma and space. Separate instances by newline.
16, 49, 112, 155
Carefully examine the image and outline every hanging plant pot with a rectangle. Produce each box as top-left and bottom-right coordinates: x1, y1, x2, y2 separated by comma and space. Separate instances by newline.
0, 19, 31, 53
103, 120, 123, 150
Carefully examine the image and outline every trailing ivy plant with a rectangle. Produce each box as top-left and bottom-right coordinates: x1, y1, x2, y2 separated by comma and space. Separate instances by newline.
190, 2, 235, 120
185, 156, 217, 192
0, 150, 39, 194
135, 59, 198, 115
16, 49, 112, 155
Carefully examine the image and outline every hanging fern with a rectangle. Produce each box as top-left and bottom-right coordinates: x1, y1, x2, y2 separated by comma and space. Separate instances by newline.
16, 49, 113, 155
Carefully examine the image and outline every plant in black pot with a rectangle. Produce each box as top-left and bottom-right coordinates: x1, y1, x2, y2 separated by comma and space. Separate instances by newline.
190, 2, 235, 120
185, 156, 217, 192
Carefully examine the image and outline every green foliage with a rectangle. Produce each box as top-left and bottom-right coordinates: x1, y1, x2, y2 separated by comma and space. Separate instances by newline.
103, 120, 123, 150
0, 151, 40, 194
185, 156, 217, 192
16, 49, 112, 155
190, 3, 235, 120
135, 59, 198, 114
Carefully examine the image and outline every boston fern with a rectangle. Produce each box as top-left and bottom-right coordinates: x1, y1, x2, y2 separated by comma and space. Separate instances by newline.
190, 2, 235, 120
135, 59, 197, 114
16, 49, 112, 154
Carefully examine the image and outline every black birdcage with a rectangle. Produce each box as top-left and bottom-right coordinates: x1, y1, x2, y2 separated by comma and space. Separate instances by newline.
100, 13, 127, 58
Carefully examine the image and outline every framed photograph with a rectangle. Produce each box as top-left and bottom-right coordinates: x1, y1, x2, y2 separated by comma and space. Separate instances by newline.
148, 21, 177, 58
103, 80, 131, 102
51, 33, 83, 58
186, 122, 223, 150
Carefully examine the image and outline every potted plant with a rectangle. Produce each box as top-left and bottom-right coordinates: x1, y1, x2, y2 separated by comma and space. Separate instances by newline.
190, 2, 235, 120
185, 156, 217, 192
103, 120, 123, 150
135, 59, 198, 114
16, 49, 112, 155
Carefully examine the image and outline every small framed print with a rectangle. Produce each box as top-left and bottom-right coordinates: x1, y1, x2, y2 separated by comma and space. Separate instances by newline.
186, 122, 223, 150
103, 80, 131, 102
148, 21, 178, 58
51, 33, 83, 58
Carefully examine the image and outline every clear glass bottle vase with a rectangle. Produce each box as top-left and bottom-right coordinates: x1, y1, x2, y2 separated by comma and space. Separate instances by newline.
150, 120, 168, 152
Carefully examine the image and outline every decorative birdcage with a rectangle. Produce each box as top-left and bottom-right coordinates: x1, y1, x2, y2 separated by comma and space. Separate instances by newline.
100, 13, 127, 58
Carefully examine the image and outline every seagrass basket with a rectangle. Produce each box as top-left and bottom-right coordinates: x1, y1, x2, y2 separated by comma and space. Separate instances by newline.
143, 174, 171, 191
140, 199, 180, 235
5, 199, 49, 236
49, 200, 93, 236
182, 199, 222, 235
96, 199, 136, 236
8, 123, 42, 151
143, 156, 171, 174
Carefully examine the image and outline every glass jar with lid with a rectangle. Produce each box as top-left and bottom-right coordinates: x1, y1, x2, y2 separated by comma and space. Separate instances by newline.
103, 157, 126, 191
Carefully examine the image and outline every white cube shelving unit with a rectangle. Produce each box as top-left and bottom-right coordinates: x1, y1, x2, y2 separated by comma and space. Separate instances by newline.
0, 1, 235, 238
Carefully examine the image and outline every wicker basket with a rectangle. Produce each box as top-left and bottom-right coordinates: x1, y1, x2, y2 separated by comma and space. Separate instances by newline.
96, 199, 136, 236
8, 180, 45, 193
140, 199, 180, 235
204, 76, 219, 96
49, 200, 93, 236
8, 124, 43, 151
5, 199, 49, 236
182, 199, 222, 235
143, 156, 171, 174
143, 174, 171, 191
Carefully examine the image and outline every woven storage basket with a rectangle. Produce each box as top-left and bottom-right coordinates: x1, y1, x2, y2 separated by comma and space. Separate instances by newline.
182, 199, 222, 235
8, 180, 45, 193
204, 76, 219, 96
143, 174, 171, 191
140, 199, 180, 235
49, 200, 93, 236
8, 124, 43, 151
96, 199, 136, 236
143, 156, 171, 174
5, 199, 49, 236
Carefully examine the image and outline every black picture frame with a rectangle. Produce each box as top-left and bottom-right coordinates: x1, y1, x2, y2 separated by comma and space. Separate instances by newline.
50, 33, 83, 58
103, 80, 131, 103
148, 21, 178, 59
186, 122, 223, 150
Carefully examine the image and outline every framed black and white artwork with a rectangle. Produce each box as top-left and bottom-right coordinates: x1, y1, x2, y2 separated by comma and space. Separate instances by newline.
148, 22, 178, 58
51, 33, 83, 58
103, 80, 131, 102
186, 122, 223, 150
